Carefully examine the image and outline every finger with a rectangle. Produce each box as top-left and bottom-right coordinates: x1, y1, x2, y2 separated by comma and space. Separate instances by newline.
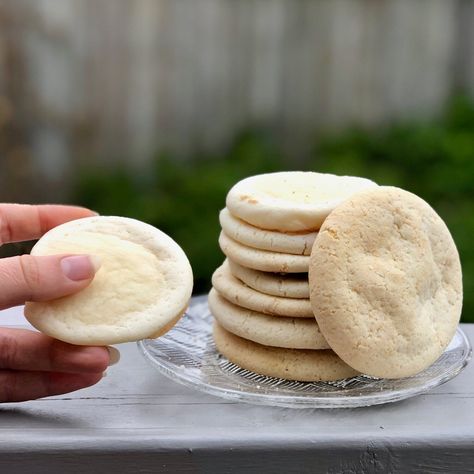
0, 328, 115, 373
0, 370, 104, 402
0, 204, 96, 245
0, 254, 100, 309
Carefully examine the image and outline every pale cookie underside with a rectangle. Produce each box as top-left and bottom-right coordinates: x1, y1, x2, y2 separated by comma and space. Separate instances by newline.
24, 216, 193, 345
309, 186, 463, 379
219, 208, 317, 256
227, 258, 309, 299
226, 171, 377, 232
213, 322, 358, 382
208, 289, 328, 349
219, 232, 309, 273
212, 261, 313, 317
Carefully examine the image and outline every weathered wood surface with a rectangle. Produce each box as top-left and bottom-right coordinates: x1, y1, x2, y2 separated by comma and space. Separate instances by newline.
0, 0, 473, 200
0, 305, 473, 473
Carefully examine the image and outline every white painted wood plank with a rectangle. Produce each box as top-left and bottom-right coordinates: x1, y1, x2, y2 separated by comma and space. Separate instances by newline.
0, 315, 472, 472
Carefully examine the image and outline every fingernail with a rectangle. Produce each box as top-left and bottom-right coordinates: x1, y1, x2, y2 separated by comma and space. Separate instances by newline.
89, 255, 102, 272
107, 346, 120, 366
61, 255, 102, 281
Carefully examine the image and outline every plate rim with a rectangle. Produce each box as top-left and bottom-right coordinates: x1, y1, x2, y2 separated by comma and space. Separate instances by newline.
137, 296, 472, 409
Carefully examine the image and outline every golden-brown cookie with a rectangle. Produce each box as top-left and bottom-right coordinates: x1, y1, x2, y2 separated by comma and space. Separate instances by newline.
213, 321, 358, 382
309, 186, 463, 378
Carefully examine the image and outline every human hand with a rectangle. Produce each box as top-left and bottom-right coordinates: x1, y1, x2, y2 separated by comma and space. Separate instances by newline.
0, 204, 115, 402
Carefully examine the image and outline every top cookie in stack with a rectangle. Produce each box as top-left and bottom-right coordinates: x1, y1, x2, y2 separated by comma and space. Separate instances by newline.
220, 171, 377, 271
210, 172, 377, 381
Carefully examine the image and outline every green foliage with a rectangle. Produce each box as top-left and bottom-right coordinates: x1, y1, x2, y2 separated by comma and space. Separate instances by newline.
73, 98, 474, 321
74, 132, 286, 293
313, 96, 474, 322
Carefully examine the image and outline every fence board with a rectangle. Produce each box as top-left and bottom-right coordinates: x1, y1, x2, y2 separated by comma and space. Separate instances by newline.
0, 0, 473, 199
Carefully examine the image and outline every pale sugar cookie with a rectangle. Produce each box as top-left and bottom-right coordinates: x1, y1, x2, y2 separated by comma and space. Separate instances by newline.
227, 259, 309, 299
213, 322, 358, 382
208, 289, 327, 349
212, 261, 312, 317
219, 208, 317, 256
219, 232, 309, 273
226, 171, 377, 232
309, 186, 463, 378
25, 216, 193, 345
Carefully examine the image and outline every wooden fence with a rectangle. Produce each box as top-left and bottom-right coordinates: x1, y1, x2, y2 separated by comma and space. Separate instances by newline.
0, 0, 473, 201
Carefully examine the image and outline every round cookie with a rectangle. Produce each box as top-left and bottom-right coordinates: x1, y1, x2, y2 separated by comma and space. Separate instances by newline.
227, 259, 309, 299
226, 171, 377, 232
24, 216, 193, 345
219, 208, 317, 256
212, 261, 313, 318
213, 322, 358, 382
309, 186, 463, 379
208, 289, 328, 349
219, 232, 309, 273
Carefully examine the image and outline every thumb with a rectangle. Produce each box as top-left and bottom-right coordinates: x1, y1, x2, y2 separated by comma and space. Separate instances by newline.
0, 254, 101, 310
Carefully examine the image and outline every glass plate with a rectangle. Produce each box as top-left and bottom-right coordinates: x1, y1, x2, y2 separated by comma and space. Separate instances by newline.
138, 295, 472, 408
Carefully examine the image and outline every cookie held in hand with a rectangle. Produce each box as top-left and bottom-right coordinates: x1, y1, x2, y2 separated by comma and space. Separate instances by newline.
25, 216, 193, 345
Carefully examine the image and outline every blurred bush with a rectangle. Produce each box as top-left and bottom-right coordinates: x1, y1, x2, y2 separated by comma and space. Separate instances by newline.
314, 96, 474, 323
73, 98, 474, 322
74, 132, 285, 295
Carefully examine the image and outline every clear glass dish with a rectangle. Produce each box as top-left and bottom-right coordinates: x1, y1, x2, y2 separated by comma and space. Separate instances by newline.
138, 295, 472, 408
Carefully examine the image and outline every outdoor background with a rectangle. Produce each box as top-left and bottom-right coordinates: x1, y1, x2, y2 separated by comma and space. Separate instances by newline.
0, 0, 473, 321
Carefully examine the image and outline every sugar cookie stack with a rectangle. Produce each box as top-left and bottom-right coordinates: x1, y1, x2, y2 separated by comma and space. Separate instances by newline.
209, 171, 378, 381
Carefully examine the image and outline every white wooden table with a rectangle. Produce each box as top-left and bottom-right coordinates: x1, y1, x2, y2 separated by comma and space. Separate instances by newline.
0, 306, 473, 473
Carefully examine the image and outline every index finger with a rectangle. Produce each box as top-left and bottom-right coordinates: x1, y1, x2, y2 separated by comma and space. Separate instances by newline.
0, 204, 97, 245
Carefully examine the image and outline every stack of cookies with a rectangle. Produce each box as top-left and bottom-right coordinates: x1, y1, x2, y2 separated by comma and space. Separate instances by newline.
209, 172, 463, 382
209, 171, 378, 381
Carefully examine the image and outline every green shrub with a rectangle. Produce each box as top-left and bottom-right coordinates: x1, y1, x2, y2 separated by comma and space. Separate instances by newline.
314, 97, 474, 322
73, 131, 286, 294
73, 98, 474, 322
